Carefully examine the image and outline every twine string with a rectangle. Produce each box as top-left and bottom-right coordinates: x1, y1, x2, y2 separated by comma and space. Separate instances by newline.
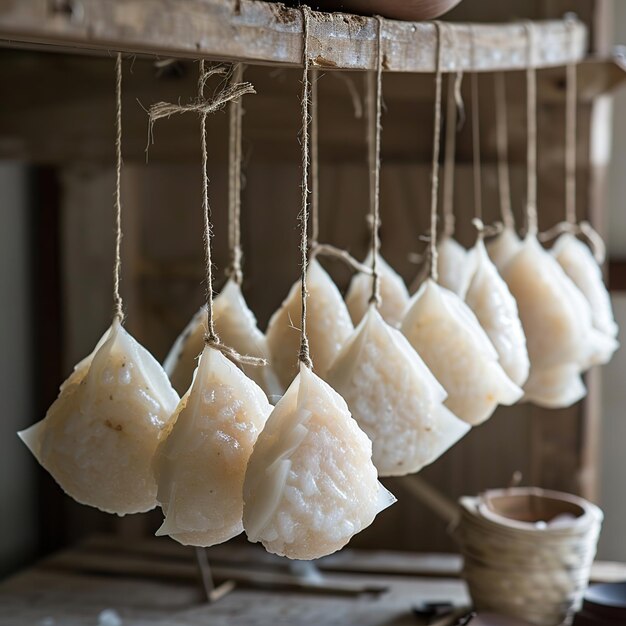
148, 62, 263, 366
524, 21, 538, 237
494, 71, 515, 229
428, 22, 445, 282
441, 70, 463, 238
299, 6, 313, 369
310, 68, 320, 247
113, 53, 124, 323
470, 28, 482, 232
367, 16, 384, 306
565, 20, 577, 226
227, 63, 245, 285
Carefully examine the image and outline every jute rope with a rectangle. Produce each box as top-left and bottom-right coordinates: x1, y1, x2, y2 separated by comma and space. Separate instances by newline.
494, 71, 515, 230
524, 21, 538, 237
227, 63, 244, 285
299, 6, 313, 369
367, 16, 384, 306
441, 22, 464, 240
113, 53, 124, 323
428, 22, 445, 283
310, 68, 320, 247
470, 28, 482, 229
307, 62, 371, 274
441, 70, 464, 239
147, 62, 264, 367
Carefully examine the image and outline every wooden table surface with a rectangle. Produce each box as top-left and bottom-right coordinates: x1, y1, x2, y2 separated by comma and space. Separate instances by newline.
0, 535, 470, 626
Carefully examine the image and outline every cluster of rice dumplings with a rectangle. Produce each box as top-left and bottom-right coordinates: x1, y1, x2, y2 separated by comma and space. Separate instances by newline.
243, 363, 395, 559
501, 234, 617, 408
345, 251, 409, 328
19, 319, 179, 515
327, 306, 469, 476
266, 259, 353, 388
164, 279, 282, 401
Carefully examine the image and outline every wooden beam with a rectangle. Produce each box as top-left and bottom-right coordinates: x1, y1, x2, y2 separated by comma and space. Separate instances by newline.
0, 0, 587, 72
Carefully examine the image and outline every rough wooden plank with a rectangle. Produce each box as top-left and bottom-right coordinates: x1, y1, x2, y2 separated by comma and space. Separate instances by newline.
0, 0, 587, 72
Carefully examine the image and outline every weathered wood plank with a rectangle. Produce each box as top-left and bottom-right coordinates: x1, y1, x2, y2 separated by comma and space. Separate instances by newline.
0, 0, 587, 72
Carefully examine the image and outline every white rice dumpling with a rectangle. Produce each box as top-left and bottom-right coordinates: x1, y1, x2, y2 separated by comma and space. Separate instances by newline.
243, 363, 395, 559
153, 345, 272, 546
401, 280, 522, 425
266, 259, 353, 388
345, 251, 409, 328
164, 279, 282, 401
18, 319, 179, 515
486, 226, 522, 272
327, 306, 469, 476
465, 239, 530, 387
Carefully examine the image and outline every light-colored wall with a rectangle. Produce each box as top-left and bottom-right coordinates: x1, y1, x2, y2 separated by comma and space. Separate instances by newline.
598, 0, 626, 561
0, 162, 36, 576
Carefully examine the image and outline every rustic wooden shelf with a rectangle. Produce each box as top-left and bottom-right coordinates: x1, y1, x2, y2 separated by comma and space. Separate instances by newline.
0, 0, 586, 72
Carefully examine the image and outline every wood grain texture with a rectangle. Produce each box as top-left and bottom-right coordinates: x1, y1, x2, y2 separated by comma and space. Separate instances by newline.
0, 0, 586, 72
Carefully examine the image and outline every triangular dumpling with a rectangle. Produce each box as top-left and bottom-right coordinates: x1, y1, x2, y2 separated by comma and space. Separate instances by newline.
327, 307, 469, 476
486, 226, 522, 272
153, 345, 272, 546
401, 280, 522, 425
243, 364, 395, 559
164, 280, 282, 401
266, 259, 353, 388
436, 236, 477, 298
18, 319, 180, 515
552, 232, 618, 341
465, 239, 530, 387
345, 251, 409, 328
502, 235, 613, 407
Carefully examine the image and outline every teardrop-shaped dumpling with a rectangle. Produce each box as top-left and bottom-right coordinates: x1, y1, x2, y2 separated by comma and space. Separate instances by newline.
153, 345, 272, 546
345, 251, 409, 328
486, 226, 522, 272
436, 236, 477, 298
401, 280, 522, 425
327, 307, 469, 476
266, 259, 353, 388
243, 364, 395, 559
18, 319, 179, 515
164, 280, 282, 401
551, 233, 618, 341
465, 240, 530, 387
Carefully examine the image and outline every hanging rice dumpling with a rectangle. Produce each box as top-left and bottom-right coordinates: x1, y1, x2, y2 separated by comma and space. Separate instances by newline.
154, 345, 272, 546
19, 319, 179, 515
243, 364, 395, 559
266, 259, 353, 388
345, 251, 409, 328
327, 306, 469, 476
402, 280, 522, 425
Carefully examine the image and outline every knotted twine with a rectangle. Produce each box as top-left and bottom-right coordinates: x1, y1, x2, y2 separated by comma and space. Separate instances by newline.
470, 27, 483, 231
441, 24, 464, 240
298, 6, 314, 369
367, 16, 384, 307
307, 66, 372, 276
147, 62, 265, 367
427, 21, 445, 283
227, 63, 245, 285
494, 72, 515, 230
538, 18, 605, 264
524, 21, 539, 238
113, 53, 124, 323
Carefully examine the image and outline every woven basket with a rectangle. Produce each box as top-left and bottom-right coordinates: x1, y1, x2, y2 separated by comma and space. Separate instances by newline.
454, 487, 603, 626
